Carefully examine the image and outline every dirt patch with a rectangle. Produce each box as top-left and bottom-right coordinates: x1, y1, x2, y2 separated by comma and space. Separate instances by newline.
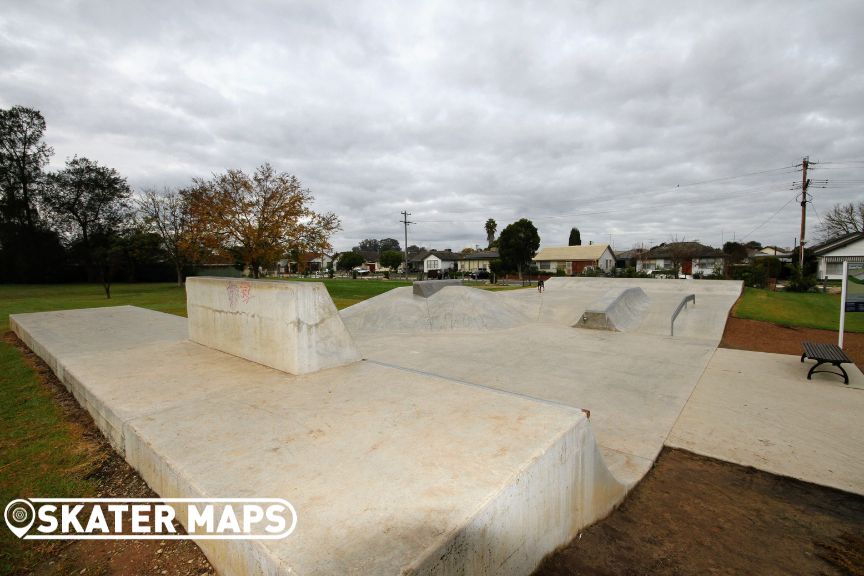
5, 333, 214, 576
534, 448, 864, 576
721, 316, 864, 366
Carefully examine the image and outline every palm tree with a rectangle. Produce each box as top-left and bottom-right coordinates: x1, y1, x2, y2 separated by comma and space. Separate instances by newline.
485, 218, 497, 248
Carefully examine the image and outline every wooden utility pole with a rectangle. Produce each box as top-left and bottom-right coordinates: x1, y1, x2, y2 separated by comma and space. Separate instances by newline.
401, 211, 413, 280
799, 156, 809, 270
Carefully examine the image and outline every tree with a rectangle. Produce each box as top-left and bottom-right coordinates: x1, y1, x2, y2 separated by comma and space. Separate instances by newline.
337, 250, 364, 271
355, 238, 380, 253
379, 238, 400, 253
380, 250, 404, 271
0, 106, 62, 282
745, 240, 762, 250
818, 201, 864, 241
568, 227, 581, 246
485, 218, 497, 248
138, 187, 197, 285
185, 163, 340, 278
41, 156, 133, 295
0, 106, 53, 229
498, 219, 540, 280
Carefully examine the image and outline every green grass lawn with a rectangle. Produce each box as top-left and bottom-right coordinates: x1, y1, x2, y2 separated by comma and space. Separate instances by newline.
733, 287, 864, 332
0, 339, 101, 573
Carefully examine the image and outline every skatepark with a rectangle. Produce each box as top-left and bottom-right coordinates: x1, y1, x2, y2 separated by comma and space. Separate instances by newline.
9, 276, 864, 575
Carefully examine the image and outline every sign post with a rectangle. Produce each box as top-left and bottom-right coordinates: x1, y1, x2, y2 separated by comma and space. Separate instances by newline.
839, 261, 848, 348
840, 260, 864, 348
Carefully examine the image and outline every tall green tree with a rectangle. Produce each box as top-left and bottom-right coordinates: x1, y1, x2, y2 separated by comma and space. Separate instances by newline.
0, 106, 65, 282
380, 250, 404, 270
498, 218, 540, 280
0, 106, 53, 228
41, 156, 133, 293
379, 238, 401, 253
337, 250, 364, 271
568, 227, 581, 246
485, 218, 497, 248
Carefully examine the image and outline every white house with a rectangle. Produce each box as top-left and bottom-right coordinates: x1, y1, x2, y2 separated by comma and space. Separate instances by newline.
638, 242, 724, 277
533, 244, 615, 275
812, 232, 864, 280
457, 250, 499, 272
423, 250, 462, 277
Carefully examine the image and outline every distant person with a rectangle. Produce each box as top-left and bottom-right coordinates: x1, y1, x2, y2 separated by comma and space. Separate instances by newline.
538, 278, 545, 293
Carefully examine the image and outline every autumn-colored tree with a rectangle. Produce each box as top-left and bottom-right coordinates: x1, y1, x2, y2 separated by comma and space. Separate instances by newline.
186, 163, 340, 278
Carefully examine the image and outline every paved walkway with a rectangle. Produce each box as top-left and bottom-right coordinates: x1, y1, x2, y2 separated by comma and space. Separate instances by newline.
667, 347, 864, 495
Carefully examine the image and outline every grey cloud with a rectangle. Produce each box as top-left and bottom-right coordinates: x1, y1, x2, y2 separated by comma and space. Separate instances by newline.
1, 0, 862, 252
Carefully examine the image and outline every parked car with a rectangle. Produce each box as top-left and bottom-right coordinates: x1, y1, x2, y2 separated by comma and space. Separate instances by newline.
469, 269, 490, 280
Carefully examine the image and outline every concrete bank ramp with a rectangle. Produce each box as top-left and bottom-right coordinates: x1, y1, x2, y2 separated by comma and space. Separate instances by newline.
10, 306, 628, 576
341, 285, 531, 334
575, 287, 649, 331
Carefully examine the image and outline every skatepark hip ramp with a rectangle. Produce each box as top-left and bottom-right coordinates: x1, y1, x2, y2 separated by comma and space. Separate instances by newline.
574, 287, 650, 331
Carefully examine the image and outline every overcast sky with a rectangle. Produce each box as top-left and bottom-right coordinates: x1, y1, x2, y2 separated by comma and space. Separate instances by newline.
2, 0, 862, 252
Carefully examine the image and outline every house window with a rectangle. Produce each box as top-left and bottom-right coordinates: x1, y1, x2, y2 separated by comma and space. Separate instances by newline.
427, 259, 439, 270
826, 262, 843, 275
537, 261, 553, 270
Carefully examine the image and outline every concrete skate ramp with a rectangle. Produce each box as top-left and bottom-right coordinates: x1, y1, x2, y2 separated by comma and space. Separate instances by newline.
413, 279, 462, 297
11, 306, 627, 576
575, 287, 649, 331
341, 285, 531, 333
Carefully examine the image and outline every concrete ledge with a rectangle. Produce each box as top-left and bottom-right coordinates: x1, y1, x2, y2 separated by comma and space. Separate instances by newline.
187, 277, 360, 375
575, 287, 649, 331
413, 279, 462, 298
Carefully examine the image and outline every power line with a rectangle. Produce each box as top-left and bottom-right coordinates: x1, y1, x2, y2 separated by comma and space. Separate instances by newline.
741, 193, 799, 241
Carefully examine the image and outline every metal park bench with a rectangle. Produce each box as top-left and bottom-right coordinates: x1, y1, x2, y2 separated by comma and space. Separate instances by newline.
800, 341, 852, 385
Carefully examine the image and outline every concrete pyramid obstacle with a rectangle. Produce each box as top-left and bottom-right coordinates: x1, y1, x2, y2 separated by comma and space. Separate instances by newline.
341, 284, 531, 334
187, 277, 361, 375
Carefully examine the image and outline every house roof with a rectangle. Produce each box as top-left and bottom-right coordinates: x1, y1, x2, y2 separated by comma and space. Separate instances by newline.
811, 232, 864, 255
615, 248, 647, 260
646, 242, 722, 259
424, 250, 463, 261
533, 244, 613, 262
461, 250, 499, 260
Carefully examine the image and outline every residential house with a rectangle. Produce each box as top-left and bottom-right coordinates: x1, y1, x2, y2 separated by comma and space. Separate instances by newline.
812, 232, 864, 280
639, 242, 723, 277
532, 244, 616, 275
423, 250, 462, 277
752, 246, 793, 263
457, 250, 499, 273
277, 252, 334, 275
614, 247, 648, 269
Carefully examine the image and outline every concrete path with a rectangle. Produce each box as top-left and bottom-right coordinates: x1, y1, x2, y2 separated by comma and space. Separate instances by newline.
667, 348, 864, 495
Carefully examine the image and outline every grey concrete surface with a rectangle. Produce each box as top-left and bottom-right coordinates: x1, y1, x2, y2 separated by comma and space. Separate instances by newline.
667, 348, 864, 495
345, 277, 743, 485
187, 277, 360, 374
10, 306, 625, 576
341, 285, 530, 333
574, 287, 650, 331
413, 279, 462, 297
